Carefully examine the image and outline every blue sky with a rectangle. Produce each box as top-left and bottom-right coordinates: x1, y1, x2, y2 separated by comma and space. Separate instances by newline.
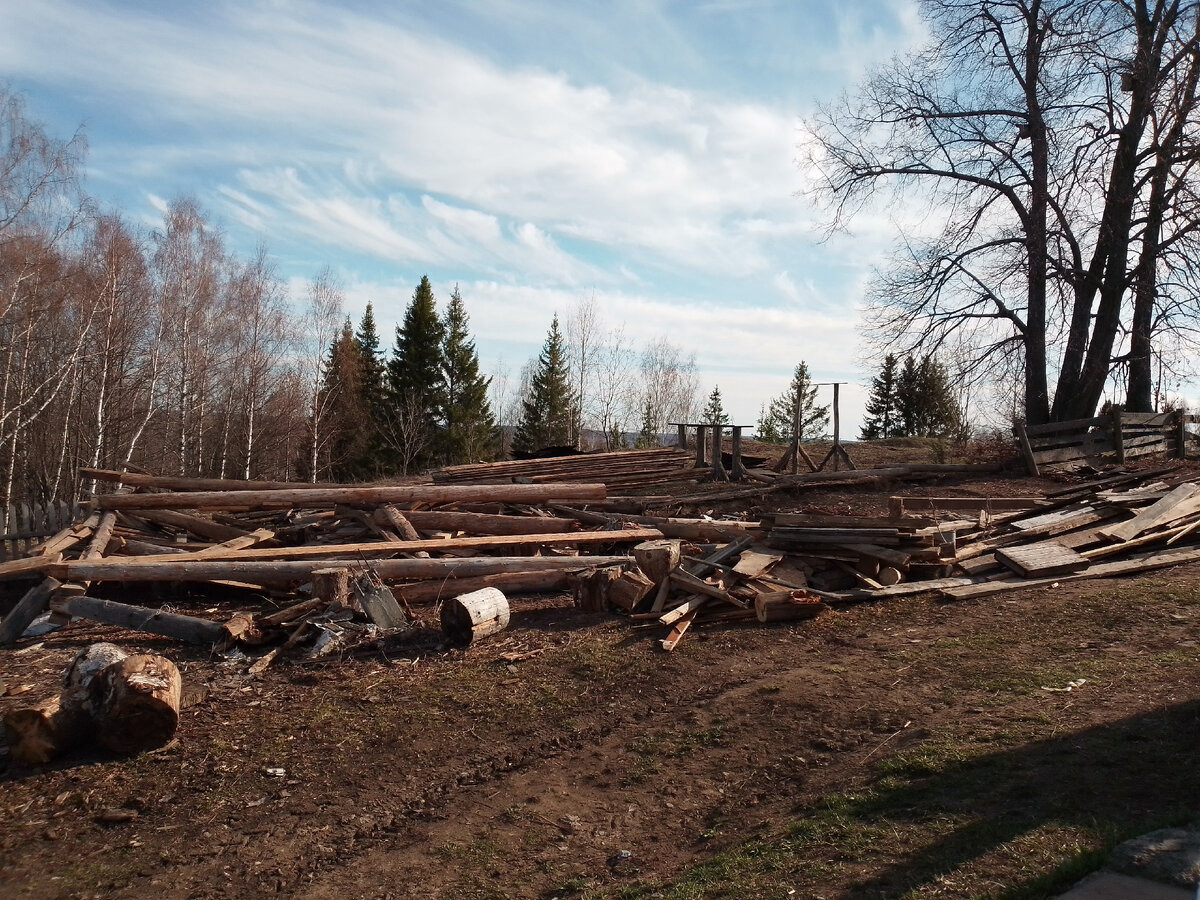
1, 0, 927, 434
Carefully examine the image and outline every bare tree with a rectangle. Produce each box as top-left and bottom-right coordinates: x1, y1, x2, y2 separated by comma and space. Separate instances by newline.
301, 266, 344, 482
638, 336, 699, 435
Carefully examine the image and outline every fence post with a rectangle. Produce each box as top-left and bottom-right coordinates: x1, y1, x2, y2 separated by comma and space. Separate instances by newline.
1178, 411, 1189, 460
1112, 410, 1126, 464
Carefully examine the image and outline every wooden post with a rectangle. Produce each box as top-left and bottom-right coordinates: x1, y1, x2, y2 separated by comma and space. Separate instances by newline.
791, 398, 801, 475
693, 426, 708, 468
1112, 409, 1126, 464
676, 423, 688, 451
1176, 410, 1188, 459
709, 424, 728, 482
440, 587, 510, 645
1015, 422, 1040, 476
729, 425, 751, 481
48, 595, 225, 645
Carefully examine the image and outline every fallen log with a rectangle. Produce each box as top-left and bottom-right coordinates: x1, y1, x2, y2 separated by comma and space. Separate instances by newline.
0, 577, 63, 645
754, 590, 825, 623
52, 554, 632, 586
401, 508, 578, 535
392, 570, 573, 604
47, 595, 225, 645
94, 483, 608, 511
134, 509, 251, 542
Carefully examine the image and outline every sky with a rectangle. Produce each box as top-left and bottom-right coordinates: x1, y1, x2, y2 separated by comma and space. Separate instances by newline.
0, 0, 929, 437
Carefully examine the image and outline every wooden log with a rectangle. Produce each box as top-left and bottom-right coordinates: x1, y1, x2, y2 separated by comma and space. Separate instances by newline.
374, 505, 430, 558
632, 539, 682, 585
49, 596, 225, 645
440, 587, 509, 646
660, 608, 699, 651
80, 468, 344, 491
95, 483, 608, 511
52, 554, 633, 586
90, 654, 182, 754
62, 527, 663, 565
876, 566, 904, 586
573, 565, 623, 613
3, 695, 90, 765
401, 509, 577, 535
136, 509, 251, 542
754, 590, 825, 623
310, 566, 351, 606
0, 577, 62, 645
0, 552, 61, 580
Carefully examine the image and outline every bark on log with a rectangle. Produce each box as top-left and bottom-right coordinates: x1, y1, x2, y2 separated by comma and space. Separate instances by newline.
441, 587, 509, 645
754, 590, 825, 623
53, 554, 631, 586
135, 509, 251, 542
48, 596, 225, 645
310, 567, 351, 606
90, 654, 182, 754
95, 483, 608, 511
401, 509, 578, 535
607, 568, 655, 611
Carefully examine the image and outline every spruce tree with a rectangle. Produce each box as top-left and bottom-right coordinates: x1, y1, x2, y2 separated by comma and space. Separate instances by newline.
512, 315, 575, 454
894, 354, 964, 438
860, 353, 900, 440
633, 400, 658, 449
760, 361, 829, 443
701, 386, 729, 425
384, 276, 446, 473
317, 317, 372, 480
354, 302, 387, 471
440, 285, 498, 464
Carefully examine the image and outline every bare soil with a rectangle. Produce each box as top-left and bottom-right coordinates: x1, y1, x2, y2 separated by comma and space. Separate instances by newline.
2, 446, 1198, 899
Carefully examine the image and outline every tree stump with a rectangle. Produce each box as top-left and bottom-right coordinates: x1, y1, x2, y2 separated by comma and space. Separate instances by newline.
440, 587, 509, 646
754, 590, 825, 623
311, 566, 351, 607
90, 654, 182, 754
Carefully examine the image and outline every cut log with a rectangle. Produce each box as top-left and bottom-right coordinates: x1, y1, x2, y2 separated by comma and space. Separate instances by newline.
402, 508, 578, 536
3, 695, 90, 766
876, 566, 904, 586
95, 483, 608, 511
90, 654, 182, 754
310, 566, 351, 606
573, 565, 623, 613
440, 587, 509, 646
754, 590, 825, 623
395, 570, 572, 605
48, 596, 225, 645
632, 539, 682, 585
0, 577, 62, 645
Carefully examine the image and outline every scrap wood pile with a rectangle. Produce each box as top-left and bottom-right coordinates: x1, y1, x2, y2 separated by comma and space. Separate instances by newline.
0, 468, 670, 657
571, 465, 1200, 650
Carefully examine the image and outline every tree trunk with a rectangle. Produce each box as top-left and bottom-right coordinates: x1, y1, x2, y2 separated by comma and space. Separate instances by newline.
440, 587, 509, 645
90, 654, 181, 754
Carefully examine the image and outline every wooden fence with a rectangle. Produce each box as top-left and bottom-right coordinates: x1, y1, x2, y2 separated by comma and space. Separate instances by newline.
1015, 410, 1200, 475
0, 500, 83, 561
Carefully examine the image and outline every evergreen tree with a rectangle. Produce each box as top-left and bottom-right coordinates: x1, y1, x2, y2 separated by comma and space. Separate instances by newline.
383, 276, 446, 473
860, 353, 900, 440
759, 361, 829, 443
755, 403, 782, 443
512, 315, 575, 454
353, 302, 387, 471
894, 354, 964, 439
317, 317, 372, 480
701, 386, 729, 425
440, 285, 498, 464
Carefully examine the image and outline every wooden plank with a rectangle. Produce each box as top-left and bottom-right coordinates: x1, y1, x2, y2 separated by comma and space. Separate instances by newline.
995, 542, 1090, 577
732, 549, 783, 578
1098, 483, 1200, 543
1021, 415, 1111, 437
844, 543, 912, 569
660, 608, 699, 651
890, 496, 1045, 513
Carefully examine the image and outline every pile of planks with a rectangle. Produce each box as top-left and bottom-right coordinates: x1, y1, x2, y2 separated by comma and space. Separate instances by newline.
0, 469, 663, 654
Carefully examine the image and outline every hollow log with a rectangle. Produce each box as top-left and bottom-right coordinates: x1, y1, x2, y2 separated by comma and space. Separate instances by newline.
95, 483, 608, 511
754, 590, 825, 623
90, 654, 182, 754
441, 587, 509, 646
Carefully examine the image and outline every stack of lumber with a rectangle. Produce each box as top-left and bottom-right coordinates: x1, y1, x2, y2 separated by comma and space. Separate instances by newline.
0, 469, 662, 653
432, 447, 696, 489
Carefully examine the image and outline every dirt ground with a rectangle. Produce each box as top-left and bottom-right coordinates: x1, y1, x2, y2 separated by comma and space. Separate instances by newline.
1, 445, 1198, 899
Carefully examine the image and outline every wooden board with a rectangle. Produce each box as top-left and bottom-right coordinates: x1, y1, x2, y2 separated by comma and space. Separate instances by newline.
732, 549, 783, 578
1098, 483, 1200, 543
995, 542, 1090, 578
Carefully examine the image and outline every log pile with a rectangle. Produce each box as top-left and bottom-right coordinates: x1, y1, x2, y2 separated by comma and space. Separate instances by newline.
432, 447, 697, 489
0, 469, 658, 656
